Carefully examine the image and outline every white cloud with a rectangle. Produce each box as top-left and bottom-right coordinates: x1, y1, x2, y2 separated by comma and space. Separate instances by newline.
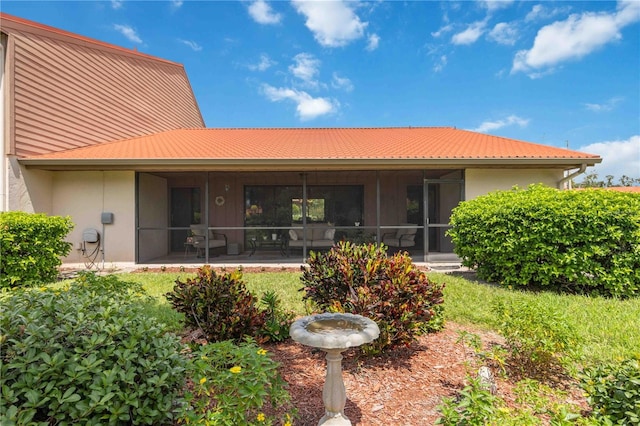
584, 96, 624, 112
366, 33, 380, 51
289, 53, 321, 86
578, 136, 640, 179
488, 22, 518, 45
248, 54, 276, 71
451, 20, 487, 45
524, 4, 569, 23
433, 55, 448, 73
111, 0, 123, 10
113, 24, 142, 44
248, 0, 282, 25
481, 0, 514, 12
470, 115, 530, 133
261, 84, 338, 121
431, 23, 453, 38
512, 1, 640, 77
179, 39, 202, 52
331, 72, 354, 92
292, 0, 367, 47
171, 0, 183, 8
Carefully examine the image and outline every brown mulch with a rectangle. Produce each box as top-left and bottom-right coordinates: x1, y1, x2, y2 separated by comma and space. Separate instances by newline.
266, 323, 589, 425
267, 323, 473, 425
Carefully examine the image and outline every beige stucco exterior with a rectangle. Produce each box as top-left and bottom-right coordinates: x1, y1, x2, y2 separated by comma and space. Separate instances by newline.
465, 168, 563, 200
51, 171, 135, 263
7, 163, 137, 263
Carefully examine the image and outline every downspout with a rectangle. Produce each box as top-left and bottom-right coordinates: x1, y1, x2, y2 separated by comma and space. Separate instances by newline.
557, 163, 587, 190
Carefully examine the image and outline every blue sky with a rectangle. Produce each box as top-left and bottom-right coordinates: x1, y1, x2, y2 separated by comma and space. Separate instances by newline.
3, 0, 639, 181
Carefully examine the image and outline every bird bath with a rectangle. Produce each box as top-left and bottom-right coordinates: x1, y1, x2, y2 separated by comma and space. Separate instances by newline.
290, 313, 380, 426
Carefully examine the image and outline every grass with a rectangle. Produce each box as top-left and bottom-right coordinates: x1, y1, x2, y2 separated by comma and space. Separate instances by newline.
428, 272, 640, 365
62, 268, 639, 366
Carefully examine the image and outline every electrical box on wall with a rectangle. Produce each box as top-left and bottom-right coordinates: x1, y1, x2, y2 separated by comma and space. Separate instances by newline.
83, 228, 99, 243
101, 212, 114, 224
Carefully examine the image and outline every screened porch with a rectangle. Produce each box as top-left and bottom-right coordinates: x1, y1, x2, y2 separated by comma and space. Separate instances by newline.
136, 170, 464, 264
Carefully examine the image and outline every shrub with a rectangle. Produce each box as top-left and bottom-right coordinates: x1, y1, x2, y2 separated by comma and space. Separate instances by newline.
447, 185, 640, 298
300, 241, 445, 355
580, 356, 640, 425
166, 266, 266, 343
493, 299, 580, 377
0, 212, 73, 288
258, 290, 296, 343
436, 377, 500, 425
181, 339, 295, 425
0, 273, 187, 425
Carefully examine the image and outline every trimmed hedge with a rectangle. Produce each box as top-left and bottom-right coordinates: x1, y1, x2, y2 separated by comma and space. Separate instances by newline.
447, 185, 640, 298
0, 212, 73, 288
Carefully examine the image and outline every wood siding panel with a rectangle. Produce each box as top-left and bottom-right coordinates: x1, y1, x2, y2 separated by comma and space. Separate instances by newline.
8, 27, 203, 157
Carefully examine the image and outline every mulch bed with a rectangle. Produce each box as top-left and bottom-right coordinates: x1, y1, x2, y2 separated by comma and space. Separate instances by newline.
265, 323, 589, 425
127, 266, 589, 424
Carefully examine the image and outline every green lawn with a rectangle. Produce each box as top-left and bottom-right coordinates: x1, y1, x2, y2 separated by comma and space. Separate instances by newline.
121, 269, 639, 366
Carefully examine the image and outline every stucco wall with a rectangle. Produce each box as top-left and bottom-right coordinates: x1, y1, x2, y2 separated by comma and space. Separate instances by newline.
138, 173, 168, 262
52, 171, 135, 263
465, 169, 562, 200
7, 157, 53, 213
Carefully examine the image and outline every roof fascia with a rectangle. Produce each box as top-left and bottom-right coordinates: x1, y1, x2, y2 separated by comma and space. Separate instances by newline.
18, 157, 602, 172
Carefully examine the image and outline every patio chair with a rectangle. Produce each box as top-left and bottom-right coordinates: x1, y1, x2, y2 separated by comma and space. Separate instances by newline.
382, 223, 417, 250
189, 225, 227, 257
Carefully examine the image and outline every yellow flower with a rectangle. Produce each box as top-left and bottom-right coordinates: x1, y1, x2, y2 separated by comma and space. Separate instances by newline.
284, 422, 292, 426
257, 349, 267, 356
229, 366, 242, 374
199, 377, 207, 385
256, 413, 265, 422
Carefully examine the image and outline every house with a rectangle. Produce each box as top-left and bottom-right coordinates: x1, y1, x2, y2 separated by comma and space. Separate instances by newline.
1, 13, 602, 265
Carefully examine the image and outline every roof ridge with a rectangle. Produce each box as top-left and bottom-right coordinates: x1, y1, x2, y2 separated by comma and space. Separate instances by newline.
186, 126, 457, 130
0, 12, 181, 67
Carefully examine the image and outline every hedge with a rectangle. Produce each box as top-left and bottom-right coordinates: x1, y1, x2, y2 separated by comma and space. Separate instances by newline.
0, 212, 73, 288
447, 185, 640, 298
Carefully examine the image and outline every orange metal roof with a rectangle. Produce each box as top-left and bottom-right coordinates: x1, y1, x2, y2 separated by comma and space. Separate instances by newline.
1, 13, 205, 157
21, 127, 601, 170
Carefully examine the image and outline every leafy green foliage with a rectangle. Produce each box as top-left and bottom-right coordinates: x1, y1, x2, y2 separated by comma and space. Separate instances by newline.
580, 356, 640, 425
436, 377, 501, 425
493, 299, 580, 377
0, 273, 187, 425
258, 291, 296, 343
181, 340, 295, 425
301, 241, 445, 355
448, 184, 640, 298
0, 212, 73, 288
165, 266, 266, 343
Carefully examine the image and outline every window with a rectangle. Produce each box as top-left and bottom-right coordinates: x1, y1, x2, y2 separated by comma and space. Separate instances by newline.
245, 185, 363, 226
292, 198, 326, 222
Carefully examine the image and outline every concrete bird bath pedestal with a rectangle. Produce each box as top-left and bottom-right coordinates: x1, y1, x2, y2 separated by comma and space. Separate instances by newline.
290, 313, 380, 426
